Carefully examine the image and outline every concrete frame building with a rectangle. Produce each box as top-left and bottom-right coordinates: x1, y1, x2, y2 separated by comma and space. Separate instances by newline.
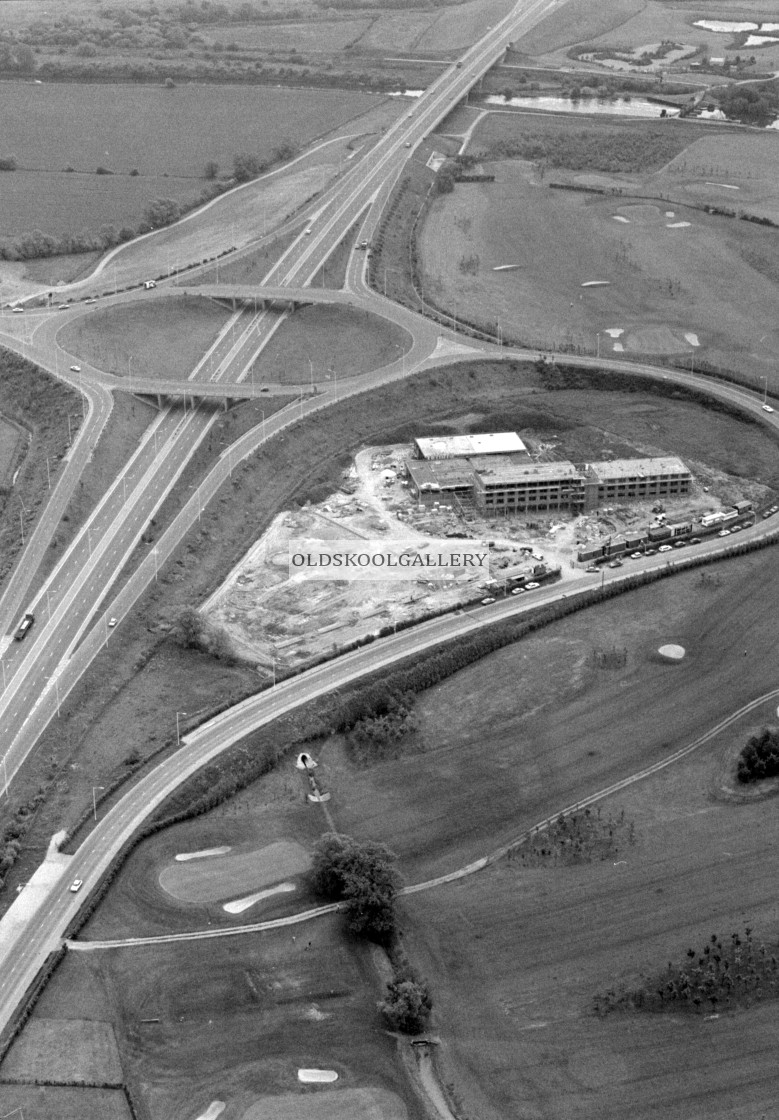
405, 435, 692, 516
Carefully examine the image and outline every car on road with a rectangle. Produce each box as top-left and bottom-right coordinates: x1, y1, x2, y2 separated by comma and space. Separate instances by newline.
143, 280, 157, 290
58, 303, 69, 310
12, 306, 24, 313
108, 617, 117, 628
525, 581, 540, 589
763, 404, 775, 413
690, 537, 701, 544
510, 586, 526, 595
304, 228, 312, 235
658, 544, 673, 552
630, 552, 643, 559
673, 540, 686, 548
730, 524, 742, 532
69, 879, 83, 892
404, 142, 412, 148
645, 547, 657, 555
456, 61, 463, 67
585, 565, 599, 573
85, 297, 97, 304
481, 596, 495, 604
15, 612, 34, 641
718, 528, 731, 536
607, 560, 622, 568
70, 364, 81, 372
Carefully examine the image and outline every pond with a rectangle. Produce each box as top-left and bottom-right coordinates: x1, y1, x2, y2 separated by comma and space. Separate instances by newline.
484, 94, 681, 118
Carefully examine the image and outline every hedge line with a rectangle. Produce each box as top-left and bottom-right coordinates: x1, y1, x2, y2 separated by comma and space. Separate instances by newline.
0, 948, 66, 1066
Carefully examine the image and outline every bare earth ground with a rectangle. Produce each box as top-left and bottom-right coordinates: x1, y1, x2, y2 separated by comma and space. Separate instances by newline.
58, 296, 231, 380
419, 147, 779, 382
35, 917, 423, 1120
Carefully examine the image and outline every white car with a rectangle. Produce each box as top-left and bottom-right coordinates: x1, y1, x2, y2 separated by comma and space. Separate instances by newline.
525, 581, 540, 590
718, 528, 731, 536
658, 544, 672, 552
510, 587, 526, 595
85, 297, 97, 304
70, 879, 83, 892
630, 552, 643, 559
763, 404, 775, 413
481, 596, 496, 604
12, 306, 24, 313
108, 617, 117, 628
70, 364, 81, 372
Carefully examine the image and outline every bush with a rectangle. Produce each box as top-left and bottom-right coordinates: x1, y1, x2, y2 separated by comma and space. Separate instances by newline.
380, 974, 433, 1033
737, 727, 779, 783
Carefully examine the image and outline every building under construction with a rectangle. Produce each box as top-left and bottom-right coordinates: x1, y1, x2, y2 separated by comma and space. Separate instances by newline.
405, 435, 692, 515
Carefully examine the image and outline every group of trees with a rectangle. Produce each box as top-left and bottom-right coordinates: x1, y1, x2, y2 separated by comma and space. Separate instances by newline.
717, 81, 779, 126
311, 833, 432, 1033
171, 606, 236, 663
737, 727, 779, 783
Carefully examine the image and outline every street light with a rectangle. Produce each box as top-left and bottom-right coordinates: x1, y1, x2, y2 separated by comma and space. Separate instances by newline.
176, 710, 187, 745
2, 753, 8, 800
761, 375, 768, 406
92, 785, 105, 821
46, 675, 61, 717
596, 331, 601, 360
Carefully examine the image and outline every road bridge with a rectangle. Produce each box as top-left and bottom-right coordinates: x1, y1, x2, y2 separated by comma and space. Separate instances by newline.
114, 377, 298, 408
177, 283, 356, 312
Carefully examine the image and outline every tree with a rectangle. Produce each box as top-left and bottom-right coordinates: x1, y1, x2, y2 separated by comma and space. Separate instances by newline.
379, 975, 433, 1033
171, 606, 207, 649
204, 160, 219, 180
311, 833, 401, 943
233, 152, 266, 182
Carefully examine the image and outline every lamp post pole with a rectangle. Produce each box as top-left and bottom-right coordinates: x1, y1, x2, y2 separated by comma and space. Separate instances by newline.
92, 785, 105, 821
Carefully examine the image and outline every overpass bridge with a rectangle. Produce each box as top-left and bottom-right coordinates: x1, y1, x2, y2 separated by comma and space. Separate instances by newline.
176, 283, 357, 312
114, 377, 303, 408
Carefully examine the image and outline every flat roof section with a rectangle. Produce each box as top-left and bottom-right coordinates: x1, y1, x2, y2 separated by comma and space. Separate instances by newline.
406, 457, 474, 492
414, 433, 526, 459
474, 461, 584, 486
586, 456, 691, 481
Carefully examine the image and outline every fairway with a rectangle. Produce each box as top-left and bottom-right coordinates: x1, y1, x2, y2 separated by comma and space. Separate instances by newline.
241, 1088, 408, 1119
1, 1017, 123, 1084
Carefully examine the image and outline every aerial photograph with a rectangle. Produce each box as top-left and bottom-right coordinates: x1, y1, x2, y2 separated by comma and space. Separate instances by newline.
1, 0, 779, 1116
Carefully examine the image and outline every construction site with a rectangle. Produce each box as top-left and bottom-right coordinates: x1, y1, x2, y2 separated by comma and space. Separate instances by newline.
200, 432, 745, 671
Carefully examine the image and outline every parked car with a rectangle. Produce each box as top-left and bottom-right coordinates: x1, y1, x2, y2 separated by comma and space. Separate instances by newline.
607, 560, 622, 568
585, 565, 599, 573
630, 552, 643, 559
481, 596, 496, 604
525, 581, 540, 589
718, 528, 731, 536
689, 537, 701, 544
510, 587, 525, 595
658, 544, 673, 552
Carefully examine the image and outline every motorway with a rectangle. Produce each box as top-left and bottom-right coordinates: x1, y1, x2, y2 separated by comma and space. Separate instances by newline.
0, 0, 777, 1043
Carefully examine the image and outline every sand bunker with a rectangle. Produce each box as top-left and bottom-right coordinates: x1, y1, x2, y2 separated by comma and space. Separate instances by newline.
223, 882, 296, 914
175, 847, 232, 862
241, 1088, 408, 1120
667, 221, 691, 228
658, 644, 686, 661
193, 1104, 225, 1120
612, 215, 630, 223
159, 840, 310, 904
684, 332, 700, 347
298, 1070, 339, 1083
604, 328, 623, 338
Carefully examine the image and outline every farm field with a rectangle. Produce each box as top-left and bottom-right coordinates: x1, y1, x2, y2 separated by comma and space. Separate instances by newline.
420, 124, 779, 382
0, 82, 384, 180
58, 296, 231, 381
1, 1017, 123, 1084
34, 917, 421, 1120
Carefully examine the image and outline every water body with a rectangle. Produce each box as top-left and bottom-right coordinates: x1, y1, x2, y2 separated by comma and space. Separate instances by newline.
485, 95, 680, 118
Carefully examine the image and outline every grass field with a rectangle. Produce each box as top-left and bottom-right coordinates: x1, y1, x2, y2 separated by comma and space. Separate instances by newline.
59, 297, 231, 380
419, 141, 779, 382
38, 918, 421, 1120
0, 1084, 132, 1120
1, 1017, 123, 1084
250, 305, 412, 384
0, 414, 22, 486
